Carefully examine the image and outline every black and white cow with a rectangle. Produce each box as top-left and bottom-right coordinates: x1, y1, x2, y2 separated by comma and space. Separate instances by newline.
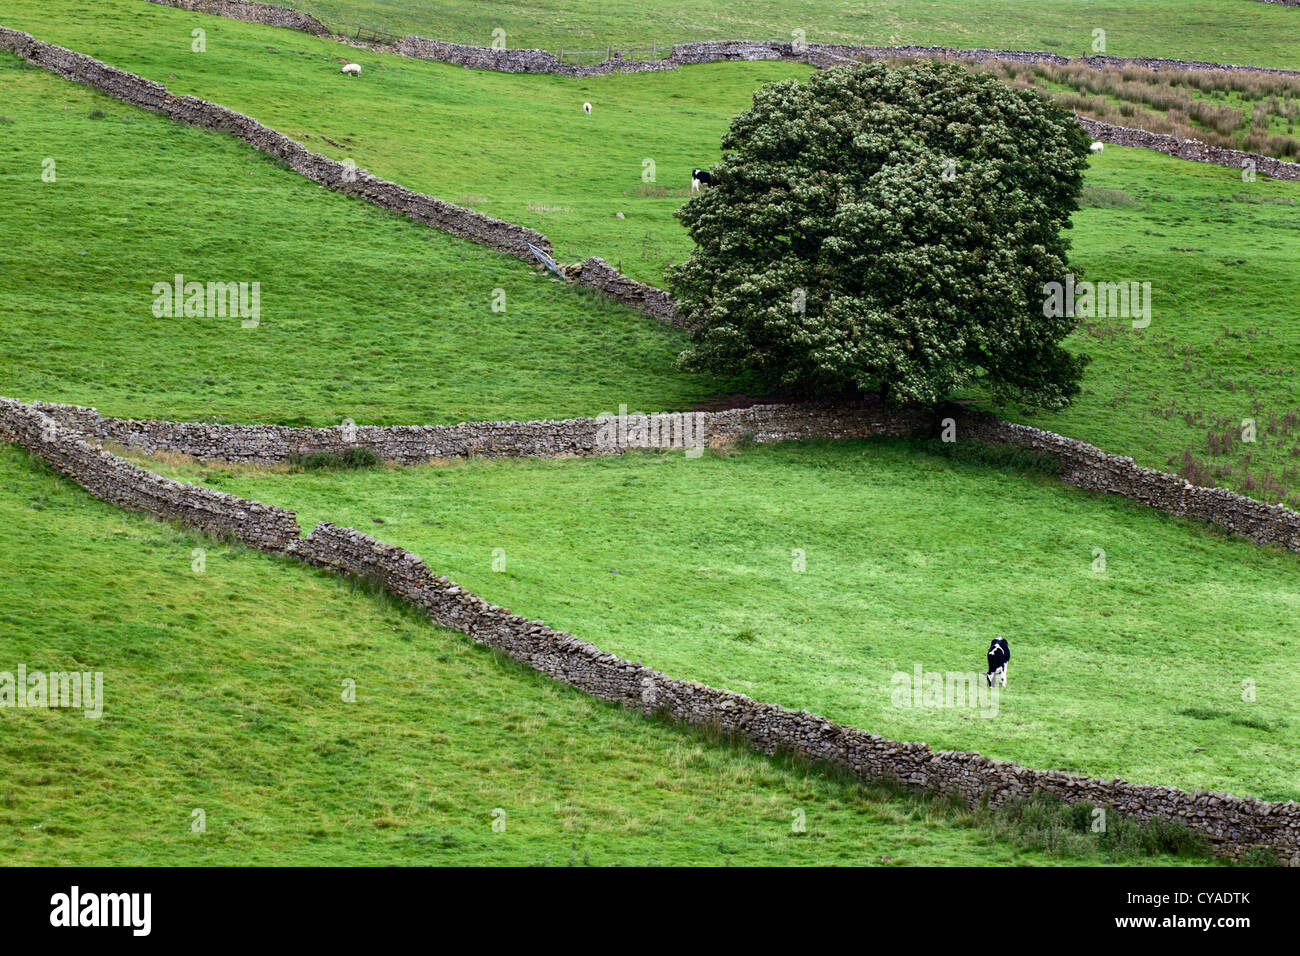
691, 168, 713, 193
985, 637, 1010, 688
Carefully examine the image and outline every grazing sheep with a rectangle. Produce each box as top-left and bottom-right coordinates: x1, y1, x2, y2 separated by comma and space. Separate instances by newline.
341, 63, 362, 76
582, 102, 592, 115
1090, 141, 1105, 153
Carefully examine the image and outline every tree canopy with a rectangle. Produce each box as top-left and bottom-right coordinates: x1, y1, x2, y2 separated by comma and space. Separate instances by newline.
670, 59, 1092, 409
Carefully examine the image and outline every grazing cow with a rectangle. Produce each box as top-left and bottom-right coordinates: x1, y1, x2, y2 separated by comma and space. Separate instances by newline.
583, 102, 593, 115
341, 63, 362, 75
985, 637, 1010, 688
691, 168, 713, 193
1090, 141, 1105, 153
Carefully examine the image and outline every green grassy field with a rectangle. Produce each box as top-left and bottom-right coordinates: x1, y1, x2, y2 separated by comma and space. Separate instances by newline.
6, 0, 1300, 505
0, 444, 1215, 865
1, 0, 816, 283
145, 439, 1300, 804
0, 55, 732, 426
1, 0, 1294, 869
289, 0, 1300, 70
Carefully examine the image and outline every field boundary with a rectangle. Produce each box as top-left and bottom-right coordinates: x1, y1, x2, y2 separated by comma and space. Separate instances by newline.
27, 399, 931, 463
27, 395, 1300, 557
2, 392, 1296, 864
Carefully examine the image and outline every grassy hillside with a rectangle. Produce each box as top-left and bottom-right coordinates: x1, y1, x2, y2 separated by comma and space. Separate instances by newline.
287, 0, 1300, 70
6, 1, 1300, 505
0, 55, 731, 425
1013, 160, 1300, 509
1, 0, 1290, 870
1, 0, 815, 284
0, 444, 1215, 865
148, 440, 1300, 803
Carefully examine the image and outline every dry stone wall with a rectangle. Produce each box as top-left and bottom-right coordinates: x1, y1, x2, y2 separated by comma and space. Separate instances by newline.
1, 393, 1297, 863
393, 37, 576, 75
0, 27, 552, 262
394, 35, 1300, 80
288, 523, 1300, 867
565, 257, 683, 327
0, 399, 300, 551
1078, 117, 1300, 181
27, 399, 927, 464
29, 394, 1300, 563
144, 0, 329, 35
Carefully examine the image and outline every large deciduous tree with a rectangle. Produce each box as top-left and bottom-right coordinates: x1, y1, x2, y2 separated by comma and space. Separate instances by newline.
670, 59, 1092, 408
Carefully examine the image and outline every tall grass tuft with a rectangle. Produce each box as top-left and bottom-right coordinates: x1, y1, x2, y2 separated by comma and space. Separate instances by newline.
287, 448, 383, 471
977, 791, 1218, 861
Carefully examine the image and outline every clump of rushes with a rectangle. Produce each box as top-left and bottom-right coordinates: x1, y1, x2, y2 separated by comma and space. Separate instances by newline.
287, 447, 383, 471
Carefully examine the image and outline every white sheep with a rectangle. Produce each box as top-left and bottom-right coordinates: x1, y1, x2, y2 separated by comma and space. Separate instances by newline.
1090, 141, 1105, 153
582, 102, 592, 115
341, 63, 362, 76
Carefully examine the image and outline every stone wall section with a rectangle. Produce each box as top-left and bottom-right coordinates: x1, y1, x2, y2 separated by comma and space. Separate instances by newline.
1078, 117, 1300, 180
565, 257, 684, 327
954, 407, 1300, 553
395, 36, 1300, 80
0, 398, 300, 551
27, 399, 928, 464
144, 0, 329, 35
